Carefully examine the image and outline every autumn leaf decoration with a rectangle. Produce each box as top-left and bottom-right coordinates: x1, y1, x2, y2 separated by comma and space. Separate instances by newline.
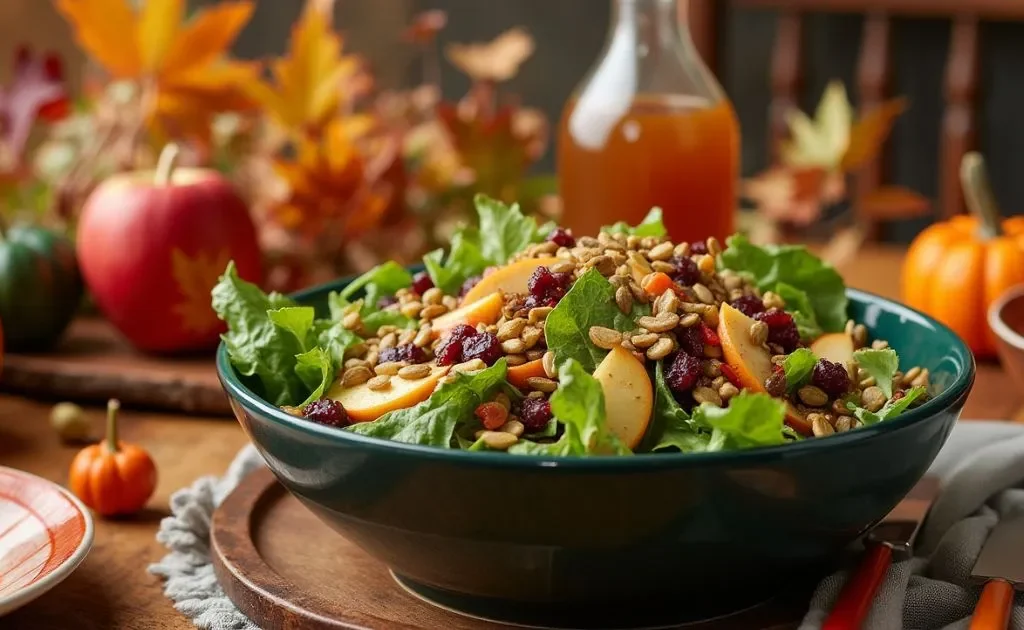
55, 0, 259, 144
744, 81, 929, 226
254, 1, 396, 251
171, 247, 231, 334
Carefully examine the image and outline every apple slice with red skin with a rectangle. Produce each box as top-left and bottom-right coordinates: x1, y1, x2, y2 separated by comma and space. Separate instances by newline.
718, 303, 813, 436
329, 364, 451, 422
461, 256, 561, 304
593, 345, 654, 449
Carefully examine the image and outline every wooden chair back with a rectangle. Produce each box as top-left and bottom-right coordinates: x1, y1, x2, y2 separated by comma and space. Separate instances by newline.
689, 0, 1024, 229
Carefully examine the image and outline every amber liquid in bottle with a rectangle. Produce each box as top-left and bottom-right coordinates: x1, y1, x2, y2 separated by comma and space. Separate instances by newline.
558, 95, 738, 243
557, 0, 740, 243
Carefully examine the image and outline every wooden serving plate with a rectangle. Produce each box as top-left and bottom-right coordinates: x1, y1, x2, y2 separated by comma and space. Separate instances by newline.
211, 468, 810, 630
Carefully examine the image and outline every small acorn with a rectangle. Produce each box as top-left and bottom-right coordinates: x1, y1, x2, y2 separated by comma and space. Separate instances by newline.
51, 401, 91, 443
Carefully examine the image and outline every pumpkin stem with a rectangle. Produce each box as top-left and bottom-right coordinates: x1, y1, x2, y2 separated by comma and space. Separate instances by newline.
960, 151, 1003, 240
105, 398, 120, 453
154, 143, 181, 187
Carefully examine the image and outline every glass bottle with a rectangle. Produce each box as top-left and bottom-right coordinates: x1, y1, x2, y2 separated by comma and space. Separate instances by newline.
557, 0, 740, 243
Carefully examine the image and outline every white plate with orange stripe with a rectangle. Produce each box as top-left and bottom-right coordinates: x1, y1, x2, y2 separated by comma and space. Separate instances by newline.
0, 466, 93, 616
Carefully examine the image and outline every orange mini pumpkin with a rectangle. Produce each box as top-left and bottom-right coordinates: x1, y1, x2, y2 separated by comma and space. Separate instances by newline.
69, 399, 157, 516
901, 153, 1024, 358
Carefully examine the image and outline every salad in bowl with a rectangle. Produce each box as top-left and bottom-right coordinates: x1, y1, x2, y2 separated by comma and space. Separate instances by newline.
213, 195, 931, 457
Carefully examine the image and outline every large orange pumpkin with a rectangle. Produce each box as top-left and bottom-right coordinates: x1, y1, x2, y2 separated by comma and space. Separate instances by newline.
901, 216, 1024, 358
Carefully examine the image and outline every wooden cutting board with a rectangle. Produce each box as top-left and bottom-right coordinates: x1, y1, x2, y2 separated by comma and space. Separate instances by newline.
0, 317, 231, 416
211, 467, 809, 630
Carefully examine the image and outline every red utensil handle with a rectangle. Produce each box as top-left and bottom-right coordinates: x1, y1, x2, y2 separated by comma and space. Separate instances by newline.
822, 543, 893, 630
969, 579, 1014, 630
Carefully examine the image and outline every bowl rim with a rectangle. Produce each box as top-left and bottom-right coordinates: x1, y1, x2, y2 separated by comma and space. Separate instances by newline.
217, 284, 976, 470
988, 284, 1024, 352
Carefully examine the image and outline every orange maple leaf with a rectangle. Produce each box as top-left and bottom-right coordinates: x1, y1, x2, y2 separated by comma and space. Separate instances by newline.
272, 119, 394, 243
171, 247, 232, 334
244, 0, 371, 139
55, 0, 259, 142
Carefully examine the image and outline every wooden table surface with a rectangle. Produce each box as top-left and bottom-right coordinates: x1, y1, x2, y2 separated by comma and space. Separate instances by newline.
0, 245, 1018, 629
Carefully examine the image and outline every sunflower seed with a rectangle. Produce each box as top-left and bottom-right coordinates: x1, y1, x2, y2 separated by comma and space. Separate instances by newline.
696, 254, 716, 274
861, 386, 886, 412
646, 337, 676, 360
374, 361, 406, 376
414, 325, 433, 347
367, 375, 392, 391
498, 318, 528, 341
500, 419, 525, 438
693, 283, 715, 305
420, 304, 448, 320
453, 358, 487, 373
528, 307, 553, 324
902, 366, 922, 386
526, 349, 545, 361
398, 364, 432, 380
400, 301, 423, 318
693, 386, 723, 406
638, 313, 680, 333
589, 326, 623, 349
342, 312, 362, 331
526, 377, 558, 393
550, 260, 576, 274
631, 332, 660, 349
810, 414, 835, 437
542, 351, 557, 378
651, 260, 676, 274
477, 430, 518, 450
422, 287, 444, 306
615, 286, 633, 314
719, 382, 739, 400
798, 385, 829, 407
706, 237, 722, 257
521, 326, 544, 349
342, 366, 374, 387
762, 291, 785, 310
647, 242, 675, 261
505, 354, 528, 366
501, 338, 527, 354
871, 339, 889, 350
834, 416, 855, 432
749, 321, 769, 346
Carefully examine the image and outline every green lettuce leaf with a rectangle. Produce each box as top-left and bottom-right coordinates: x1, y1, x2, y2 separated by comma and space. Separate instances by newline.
509, 359, 631, 456
295, 347, 334, 406
853, 348, 899, 398
783, 348, 817, 392
544, 268, 645, 372
361, 310, 417, 335
720, 234, 847, 332
692, 391, 788, 449
332, 261, 413, 320
601, 208, 667, 238
312, 319, 363, 367
847, 386, 926, 425
774, 282, 823, 340
348, 360, 508, 447
651, 361, 712, 453
212, 263, 309, 406
423, 194, 548, 294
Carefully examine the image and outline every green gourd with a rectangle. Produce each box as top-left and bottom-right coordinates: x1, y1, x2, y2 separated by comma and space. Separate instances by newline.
0, 225, 83, 351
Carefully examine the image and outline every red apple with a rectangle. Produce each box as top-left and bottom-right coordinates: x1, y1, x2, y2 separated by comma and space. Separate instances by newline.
77, 144, 262, 353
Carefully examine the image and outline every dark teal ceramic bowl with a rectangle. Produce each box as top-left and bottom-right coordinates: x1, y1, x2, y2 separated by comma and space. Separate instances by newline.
217, 281, 974, 626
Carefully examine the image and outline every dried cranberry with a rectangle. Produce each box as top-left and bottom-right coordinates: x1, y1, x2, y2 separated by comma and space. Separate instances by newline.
689, 241, 709, 255
411, 271, 434, 295
753, 309, 800, 352
523, 294, 558, 310
303, 399, 348, 427
678, 325, 704, 357
548, 227, 576, 248
670, 256, 701, 286
730, 295, 765, 317
720, 363, 742, 387
526, 266, 573, 305
519, 397, 553, 432
701, 324, 721, 347
378, 344, 428, 365
811, 359, 849, 397
461, 331, 503, 366
435, 324, 476, 365
459, 275, 482, 297
666, 352, 702, 393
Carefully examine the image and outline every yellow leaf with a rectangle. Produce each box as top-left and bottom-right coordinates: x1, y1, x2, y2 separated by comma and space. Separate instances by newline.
247, 2, 365, 137
840, 98, 908, 172
55, 0, 141, 78
446, 28, 534, 83
55, 0, 256, 144
171, 247, 232, 334
779, 81, 852, 169
160, 1, 255, 81
138, 0, 183, 74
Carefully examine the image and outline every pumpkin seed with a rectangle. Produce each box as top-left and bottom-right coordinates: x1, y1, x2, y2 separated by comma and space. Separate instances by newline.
526, 376, 558, 393
374, 361, 406, 376
589, 326, 623, 350
398, 364, 432, 380
342, 366, 373, 387
615, 286, 633, 314
749, 321, 769, 346
861, 386, 886, 412
367, 375, 392, 391
798, 385, 829, 407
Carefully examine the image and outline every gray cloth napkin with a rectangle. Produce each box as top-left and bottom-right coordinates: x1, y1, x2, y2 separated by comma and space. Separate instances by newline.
151, 422, 1024, 630
801, 421, 1024, 630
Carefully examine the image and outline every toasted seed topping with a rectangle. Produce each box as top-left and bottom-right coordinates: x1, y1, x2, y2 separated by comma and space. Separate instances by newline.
398, 364, 432, 380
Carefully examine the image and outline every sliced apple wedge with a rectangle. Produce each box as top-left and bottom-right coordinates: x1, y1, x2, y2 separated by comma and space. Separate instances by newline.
431, 292, 503, 338
717, 303, 812, 436
461, 256, 561, 304
809, 332, 855, 365
593, 346, 653, 449
328, 364, 450, 423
